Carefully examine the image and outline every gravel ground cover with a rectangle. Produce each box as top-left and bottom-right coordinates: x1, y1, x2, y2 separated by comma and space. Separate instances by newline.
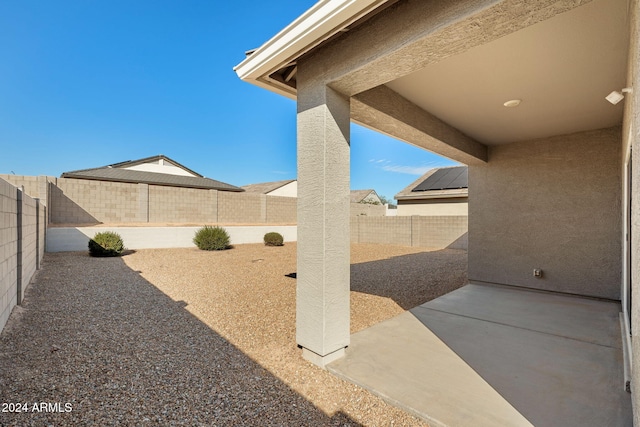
0, 243, 466, 426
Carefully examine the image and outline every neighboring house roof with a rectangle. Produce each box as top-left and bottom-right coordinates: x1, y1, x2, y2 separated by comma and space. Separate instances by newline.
242, 179, 296, 194
395, 166, 468, 201
350, 189, 380, 203
107, 154, 203, 177
61, 155, 243, 192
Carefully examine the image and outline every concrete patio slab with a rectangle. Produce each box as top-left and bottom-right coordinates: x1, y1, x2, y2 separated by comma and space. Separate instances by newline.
328, 283, 632, 427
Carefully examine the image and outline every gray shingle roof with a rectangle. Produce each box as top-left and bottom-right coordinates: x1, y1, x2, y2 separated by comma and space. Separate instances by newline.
61, 156, 243, 192
241, 179, 296, 194
395, 166, 468, 201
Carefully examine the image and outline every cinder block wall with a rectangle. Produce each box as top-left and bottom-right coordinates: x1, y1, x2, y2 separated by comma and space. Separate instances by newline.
412, 216, 468, 249
266, 196, 297, 223
0, 179, 18, 332
38, 202, 46, 263
0, 174, 49, 202
218, 192, 264, 223
3, 174, 385, 226
148, 186, 218, 223
350, 216, 467, 249
20, 195, 38, 299
0, 178, 45, 333
51, 178, 142, 224
350, 203, 386, 217
353, 217, 412, 245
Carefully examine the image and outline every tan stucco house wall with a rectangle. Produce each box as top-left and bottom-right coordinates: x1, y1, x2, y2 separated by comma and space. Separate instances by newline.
396, 198, 468, 216
469, 127, 622, 299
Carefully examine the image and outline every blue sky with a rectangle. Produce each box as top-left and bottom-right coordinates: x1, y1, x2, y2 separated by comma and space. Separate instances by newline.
0, 0, 457, 201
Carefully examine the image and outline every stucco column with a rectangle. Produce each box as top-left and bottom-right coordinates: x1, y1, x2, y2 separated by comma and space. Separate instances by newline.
296, 79, 350, 367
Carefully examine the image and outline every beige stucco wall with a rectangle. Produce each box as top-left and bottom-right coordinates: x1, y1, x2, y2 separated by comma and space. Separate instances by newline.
622, 0, 639, 418
469, 127, 622, 300
397, 198, 468, 216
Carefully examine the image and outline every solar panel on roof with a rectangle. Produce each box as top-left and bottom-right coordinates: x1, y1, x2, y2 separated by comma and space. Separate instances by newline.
412, 166, 468, 192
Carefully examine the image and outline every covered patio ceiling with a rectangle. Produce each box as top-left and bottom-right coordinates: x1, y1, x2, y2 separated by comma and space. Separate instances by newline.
386, 0, 630, 145
237, 0, 630, 148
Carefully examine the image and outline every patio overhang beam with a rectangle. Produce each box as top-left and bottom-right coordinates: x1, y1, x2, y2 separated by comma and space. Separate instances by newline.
352, 86, 488, 165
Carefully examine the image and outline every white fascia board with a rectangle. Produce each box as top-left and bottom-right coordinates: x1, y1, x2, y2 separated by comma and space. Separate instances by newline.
396, 190, 469, 201
234, 0, 389, 95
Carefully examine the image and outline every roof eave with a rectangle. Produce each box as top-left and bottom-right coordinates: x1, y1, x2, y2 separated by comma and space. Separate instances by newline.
60, 173, 244, 192
234, 0, 391, 97
396, 190, 468, 201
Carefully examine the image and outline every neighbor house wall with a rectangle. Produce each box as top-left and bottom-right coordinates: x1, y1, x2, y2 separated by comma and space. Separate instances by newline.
267, 181, 297, 198
397, 198, 468, 216
469, 127, 622, 300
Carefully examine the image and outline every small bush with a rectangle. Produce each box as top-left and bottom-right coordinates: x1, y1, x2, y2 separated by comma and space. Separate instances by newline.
88, 231, 125, 257
194, 226, 231, 251
264, 232, 284, 247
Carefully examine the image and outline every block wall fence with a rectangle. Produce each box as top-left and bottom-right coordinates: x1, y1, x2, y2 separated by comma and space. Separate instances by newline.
350, 216, 468, 249
0, 178, 46, 333
0, 174, 386, 225
0, 174, 303, 225
0, 174, 466, 253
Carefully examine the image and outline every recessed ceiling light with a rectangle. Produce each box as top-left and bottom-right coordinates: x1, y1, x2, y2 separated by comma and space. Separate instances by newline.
503, 99, 521, 108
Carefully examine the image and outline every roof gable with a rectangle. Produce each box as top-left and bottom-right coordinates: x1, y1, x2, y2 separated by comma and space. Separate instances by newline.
242, 179, 296, 194
108, 155, 202, 177
350, 189, 380, 203
61, 155, 243, 192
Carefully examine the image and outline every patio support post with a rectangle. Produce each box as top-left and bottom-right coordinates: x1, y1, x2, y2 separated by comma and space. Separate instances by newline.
296, 76, 350, 367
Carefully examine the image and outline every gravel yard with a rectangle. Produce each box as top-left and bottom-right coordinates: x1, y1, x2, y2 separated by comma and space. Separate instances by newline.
0, 243, 466, 426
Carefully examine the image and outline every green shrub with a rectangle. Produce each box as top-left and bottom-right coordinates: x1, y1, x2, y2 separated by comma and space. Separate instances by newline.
263, 232, 284, 247
193, 226, 231, 251
88, 231, 125, 257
